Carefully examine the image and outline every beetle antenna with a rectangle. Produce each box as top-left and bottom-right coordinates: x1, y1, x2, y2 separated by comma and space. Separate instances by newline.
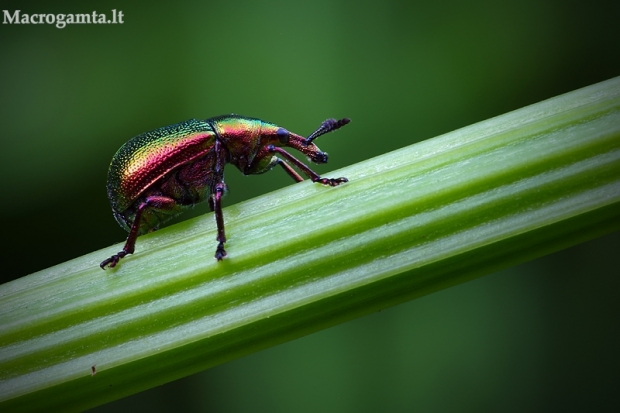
306, 118, 350, 144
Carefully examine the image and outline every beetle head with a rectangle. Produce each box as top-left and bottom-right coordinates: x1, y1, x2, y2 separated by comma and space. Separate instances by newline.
244, 117, 349, 175
282, 131, 329, 164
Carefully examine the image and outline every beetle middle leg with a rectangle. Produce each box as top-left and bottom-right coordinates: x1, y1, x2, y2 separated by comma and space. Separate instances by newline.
100, 195, 177, 269
211, 139, 229, 261
211, 182, 228, 260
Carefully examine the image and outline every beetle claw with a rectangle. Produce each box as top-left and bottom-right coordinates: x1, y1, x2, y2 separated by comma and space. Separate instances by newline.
215, 242, 227, 261
100, 250, 128, 269
100, 256, 118, 269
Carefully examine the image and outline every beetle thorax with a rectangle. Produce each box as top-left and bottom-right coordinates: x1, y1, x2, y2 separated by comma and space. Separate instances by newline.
212, 117, 266, 172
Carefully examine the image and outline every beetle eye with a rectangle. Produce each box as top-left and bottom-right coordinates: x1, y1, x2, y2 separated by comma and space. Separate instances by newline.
276, 128, 289, 143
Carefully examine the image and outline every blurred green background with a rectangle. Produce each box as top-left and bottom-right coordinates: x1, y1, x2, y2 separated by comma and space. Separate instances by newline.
1, 0, 619, 411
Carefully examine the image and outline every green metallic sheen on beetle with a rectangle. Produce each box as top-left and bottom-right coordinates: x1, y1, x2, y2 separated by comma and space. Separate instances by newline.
101, 114, 350, 269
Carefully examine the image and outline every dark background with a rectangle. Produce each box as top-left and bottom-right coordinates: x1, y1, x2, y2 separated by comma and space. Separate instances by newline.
1, 0, 618, 411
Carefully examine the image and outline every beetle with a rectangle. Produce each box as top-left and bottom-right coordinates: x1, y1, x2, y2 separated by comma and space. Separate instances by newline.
100, 114, 350, 269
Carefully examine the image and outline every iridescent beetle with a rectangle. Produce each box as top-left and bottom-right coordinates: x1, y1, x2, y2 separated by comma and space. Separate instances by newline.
101, 115, 350, 269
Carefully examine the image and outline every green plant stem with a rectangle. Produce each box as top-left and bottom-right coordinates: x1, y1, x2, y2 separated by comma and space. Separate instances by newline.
2, 77, 620, 412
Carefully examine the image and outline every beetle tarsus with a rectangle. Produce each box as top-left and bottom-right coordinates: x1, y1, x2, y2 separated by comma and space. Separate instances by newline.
100, 257, 117, 269
315, 177, 348, 187
100, 250, 128, 269
215, 242, 227, 261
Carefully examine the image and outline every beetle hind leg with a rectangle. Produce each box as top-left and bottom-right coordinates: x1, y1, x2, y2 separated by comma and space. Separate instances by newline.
101, 195, 177, 269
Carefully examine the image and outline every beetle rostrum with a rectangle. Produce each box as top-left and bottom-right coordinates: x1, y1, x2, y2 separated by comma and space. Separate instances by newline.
100, 115, 350, 269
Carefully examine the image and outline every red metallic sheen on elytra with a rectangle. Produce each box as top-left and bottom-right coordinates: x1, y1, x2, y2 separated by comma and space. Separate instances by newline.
108, 120, 217, 216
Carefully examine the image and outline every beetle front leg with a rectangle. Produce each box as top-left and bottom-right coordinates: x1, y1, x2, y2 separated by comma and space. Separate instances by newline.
100, 195, 176, 269
275, 158, 304, 183
268, 145, 348, 186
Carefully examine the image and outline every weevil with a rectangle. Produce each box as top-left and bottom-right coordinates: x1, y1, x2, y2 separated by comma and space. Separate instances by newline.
100, 115, 350, 269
